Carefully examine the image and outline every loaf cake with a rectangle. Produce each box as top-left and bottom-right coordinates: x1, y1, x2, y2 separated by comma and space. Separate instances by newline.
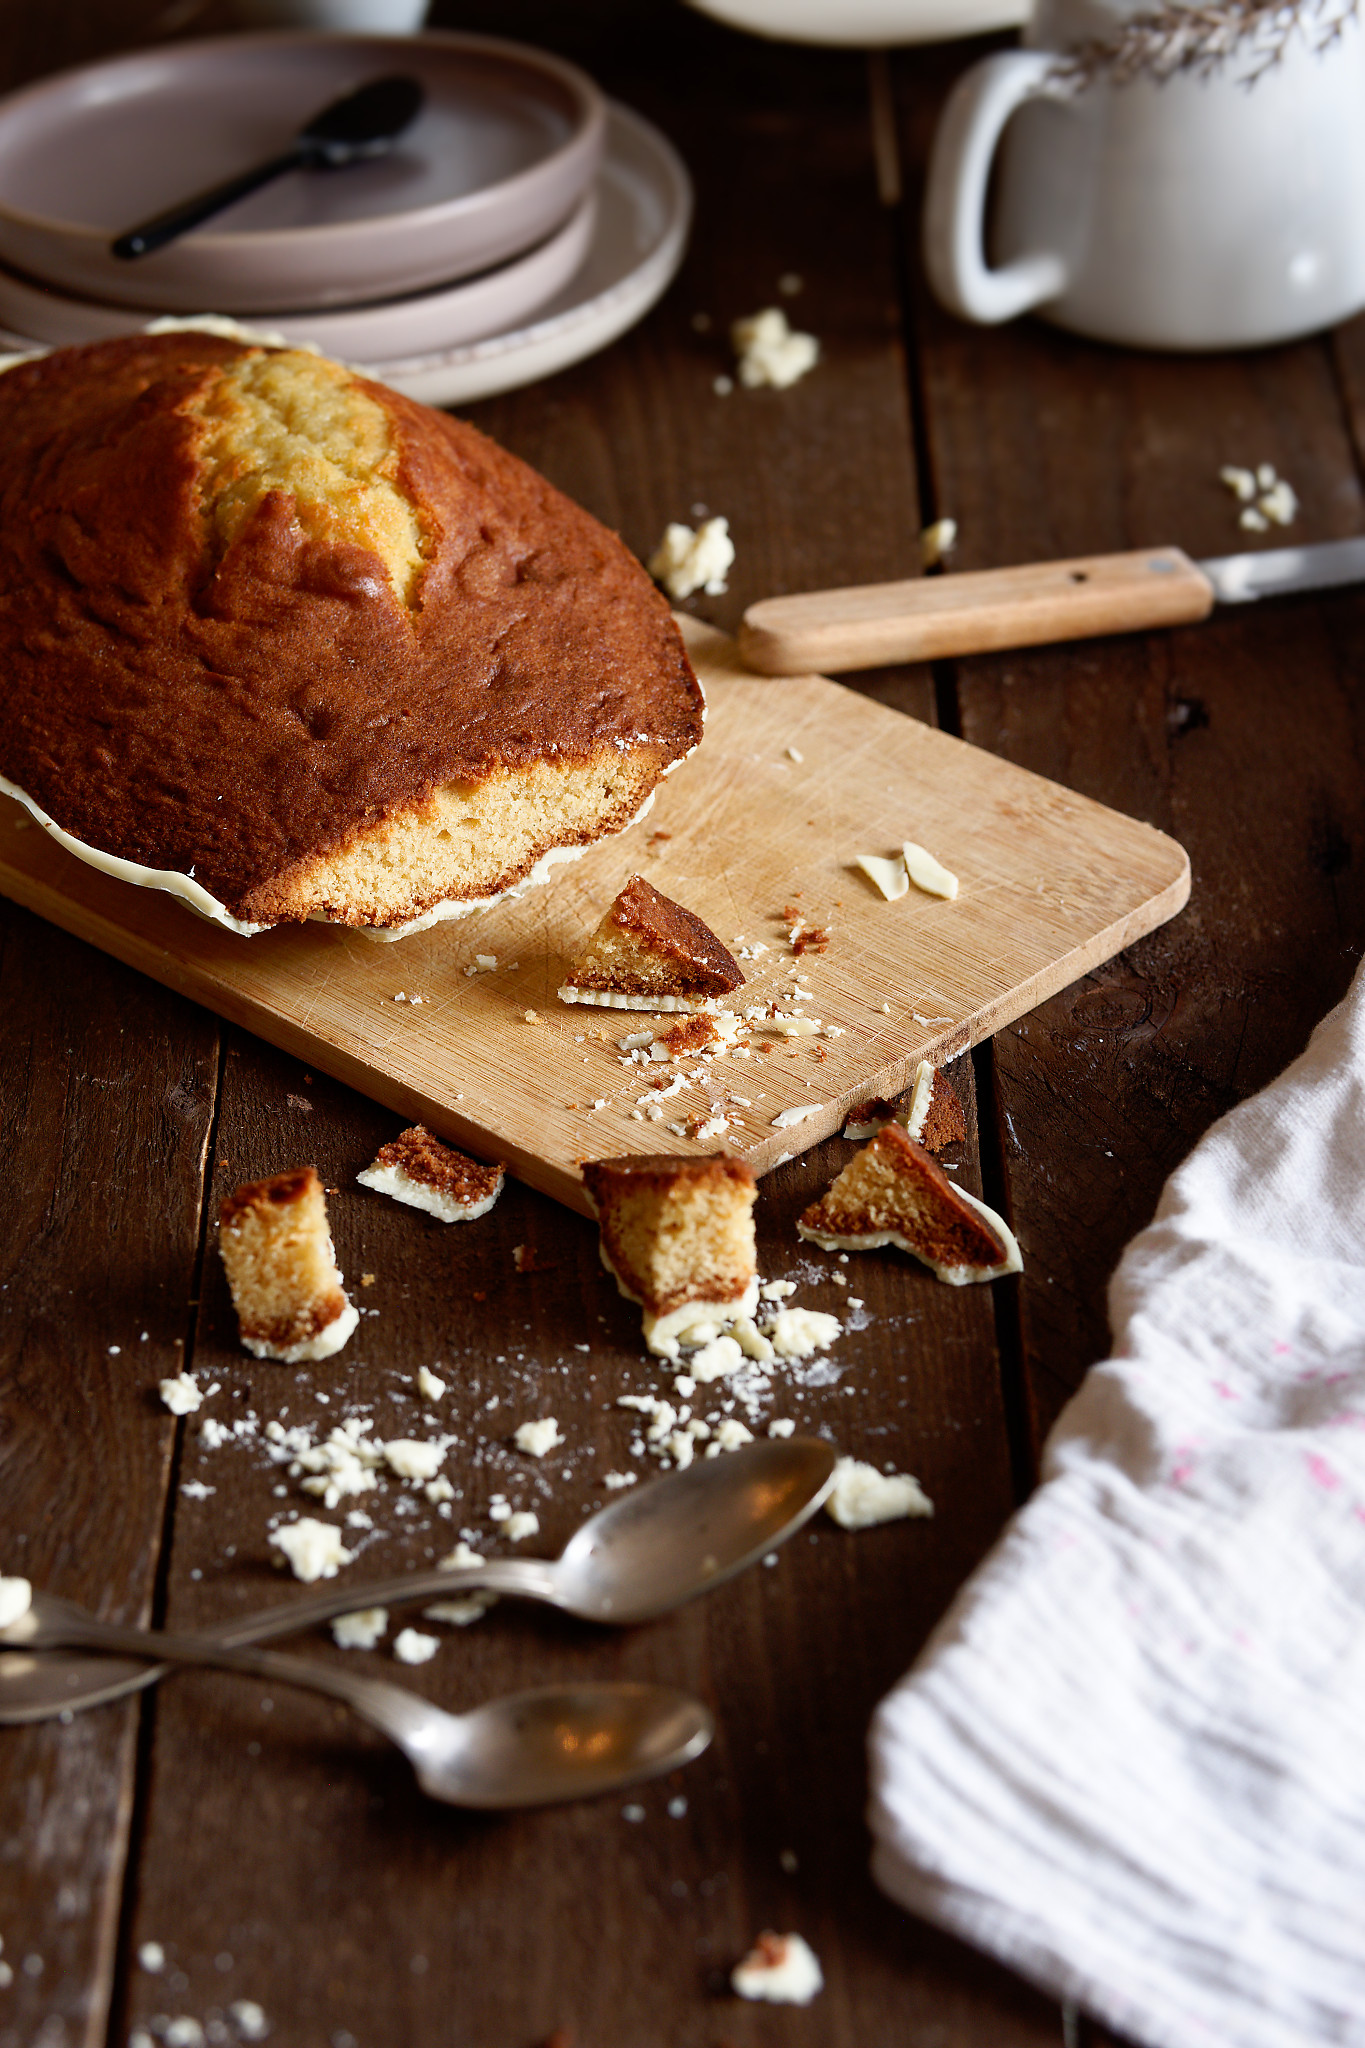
219, 1166, 358, 1360
357, 1124, 503, 1221
798, 1124, 1020, 1284
559, 874, 744, 1011
0, 334, 704, 935
580, 1151, 758, 1355
843, 1060, 966, 1146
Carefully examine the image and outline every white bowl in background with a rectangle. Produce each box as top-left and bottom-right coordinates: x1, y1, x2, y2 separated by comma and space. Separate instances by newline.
684, 0, 1029, 45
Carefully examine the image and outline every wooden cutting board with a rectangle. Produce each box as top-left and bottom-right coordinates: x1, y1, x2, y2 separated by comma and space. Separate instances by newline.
0, 618, 1188, 1216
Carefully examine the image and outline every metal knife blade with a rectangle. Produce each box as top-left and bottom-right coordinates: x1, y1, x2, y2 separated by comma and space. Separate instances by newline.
1198, 535, 1365, 605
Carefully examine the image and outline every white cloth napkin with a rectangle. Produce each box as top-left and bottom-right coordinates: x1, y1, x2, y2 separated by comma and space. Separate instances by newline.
868, 959, 1365, 2048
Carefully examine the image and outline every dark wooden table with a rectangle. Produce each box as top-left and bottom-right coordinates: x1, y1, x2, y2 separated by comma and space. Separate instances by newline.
4, 5, 1365, 2046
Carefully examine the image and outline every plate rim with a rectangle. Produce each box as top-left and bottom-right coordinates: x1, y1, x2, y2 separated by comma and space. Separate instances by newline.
0, 27, 606, 250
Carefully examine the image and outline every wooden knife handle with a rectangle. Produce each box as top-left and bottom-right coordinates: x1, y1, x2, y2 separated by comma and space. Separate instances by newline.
738, 546, 1216, 675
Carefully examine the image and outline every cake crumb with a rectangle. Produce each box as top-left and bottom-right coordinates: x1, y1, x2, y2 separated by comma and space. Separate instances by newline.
417, 1366, 446, 1402
732, 1931, 823, 2005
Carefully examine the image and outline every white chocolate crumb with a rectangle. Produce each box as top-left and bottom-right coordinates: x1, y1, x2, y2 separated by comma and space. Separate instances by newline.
648, 516, 735, 600
920, 516, 957, 568
383, 1439, 445, 1482
0, 1577, 32, 1629
270, 1519, 353, 1583
826, 1456, 933, 1529
159, 1373, 201, 1415
393, 1627, 440, 1665
332, 1607, 388, 1650
903, 841, 958, 899
513, 1417, 563, 1458
855, 851, 910, 901
732, 307, 819, 390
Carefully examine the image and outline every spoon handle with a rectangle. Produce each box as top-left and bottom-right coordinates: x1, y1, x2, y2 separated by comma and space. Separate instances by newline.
35, 1613, 440, 1748
112, 145, 305, 260
212, 1558, 564, 1648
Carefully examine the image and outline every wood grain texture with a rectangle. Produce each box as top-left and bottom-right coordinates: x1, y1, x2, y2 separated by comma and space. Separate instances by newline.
894, 40, 1365, 1450
115, 1040, 1057, 2048
739, 546, 1215, 673
0, 623, 1188, 1217
0, 904, 218, 2048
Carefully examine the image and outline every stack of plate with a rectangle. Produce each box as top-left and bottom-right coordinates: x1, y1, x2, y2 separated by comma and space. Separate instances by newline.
0, 30, 692, 406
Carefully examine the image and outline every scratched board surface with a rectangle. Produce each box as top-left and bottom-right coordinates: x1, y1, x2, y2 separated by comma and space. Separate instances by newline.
0, 619, 1188, 1213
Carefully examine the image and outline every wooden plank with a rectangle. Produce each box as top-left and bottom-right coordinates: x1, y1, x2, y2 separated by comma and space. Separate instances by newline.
0, 904, 218, 2048
896, 39, 1365, 1450
0, 626, 1188, 1217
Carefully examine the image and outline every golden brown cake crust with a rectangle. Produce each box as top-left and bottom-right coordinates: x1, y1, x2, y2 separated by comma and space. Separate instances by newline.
581, 1151, 757, 1200
799, 1124, 1006, 1271
219, 1164, 320, 1229
568, 875, 744, 996
916, 1068, 967, 1153
368, 1125, 504, 1203
0, 335, 704, 923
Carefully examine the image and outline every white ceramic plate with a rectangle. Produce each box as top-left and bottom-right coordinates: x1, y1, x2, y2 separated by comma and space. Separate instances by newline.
0, 104, 692, 408
0, 188, 597, 358
0, 31, 605, 313
684, 0, 1029, 44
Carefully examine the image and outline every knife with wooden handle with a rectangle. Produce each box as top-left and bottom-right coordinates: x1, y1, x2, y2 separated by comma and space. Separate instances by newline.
737, 536, 1365, 675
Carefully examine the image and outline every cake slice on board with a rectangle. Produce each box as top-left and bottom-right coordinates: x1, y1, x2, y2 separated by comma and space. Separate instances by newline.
558, 873, 745, 1012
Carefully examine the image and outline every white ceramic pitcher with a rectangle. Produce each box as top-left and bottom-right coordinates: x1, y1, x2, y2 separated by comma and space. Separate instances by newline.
923, 0, 1365, 349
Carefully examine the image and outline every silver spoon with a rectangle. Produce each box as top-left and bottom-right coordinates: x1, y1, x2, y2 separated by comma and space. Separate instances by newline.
0, 1438, 837, 1724
5, 1601, 709, 1809
111, 75, 425, 261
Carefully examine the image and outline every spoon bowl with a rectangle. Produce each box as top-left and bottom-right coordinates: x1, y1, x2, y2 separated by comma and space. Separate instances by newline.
553, 1434, 838, 1622
0, 1438, 838, 1725
420, 1682, 713, 1809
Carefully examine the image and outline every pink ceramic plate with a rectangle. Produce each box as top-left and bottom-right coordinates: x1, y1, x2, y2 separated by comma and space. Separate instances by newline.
0, 31, 605, 314
0, 187, 597, 360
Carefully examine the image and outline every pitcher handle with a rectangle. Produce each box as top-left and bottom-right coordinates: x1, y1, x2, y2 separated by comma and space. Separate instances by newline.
923, 49, 1071, 325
